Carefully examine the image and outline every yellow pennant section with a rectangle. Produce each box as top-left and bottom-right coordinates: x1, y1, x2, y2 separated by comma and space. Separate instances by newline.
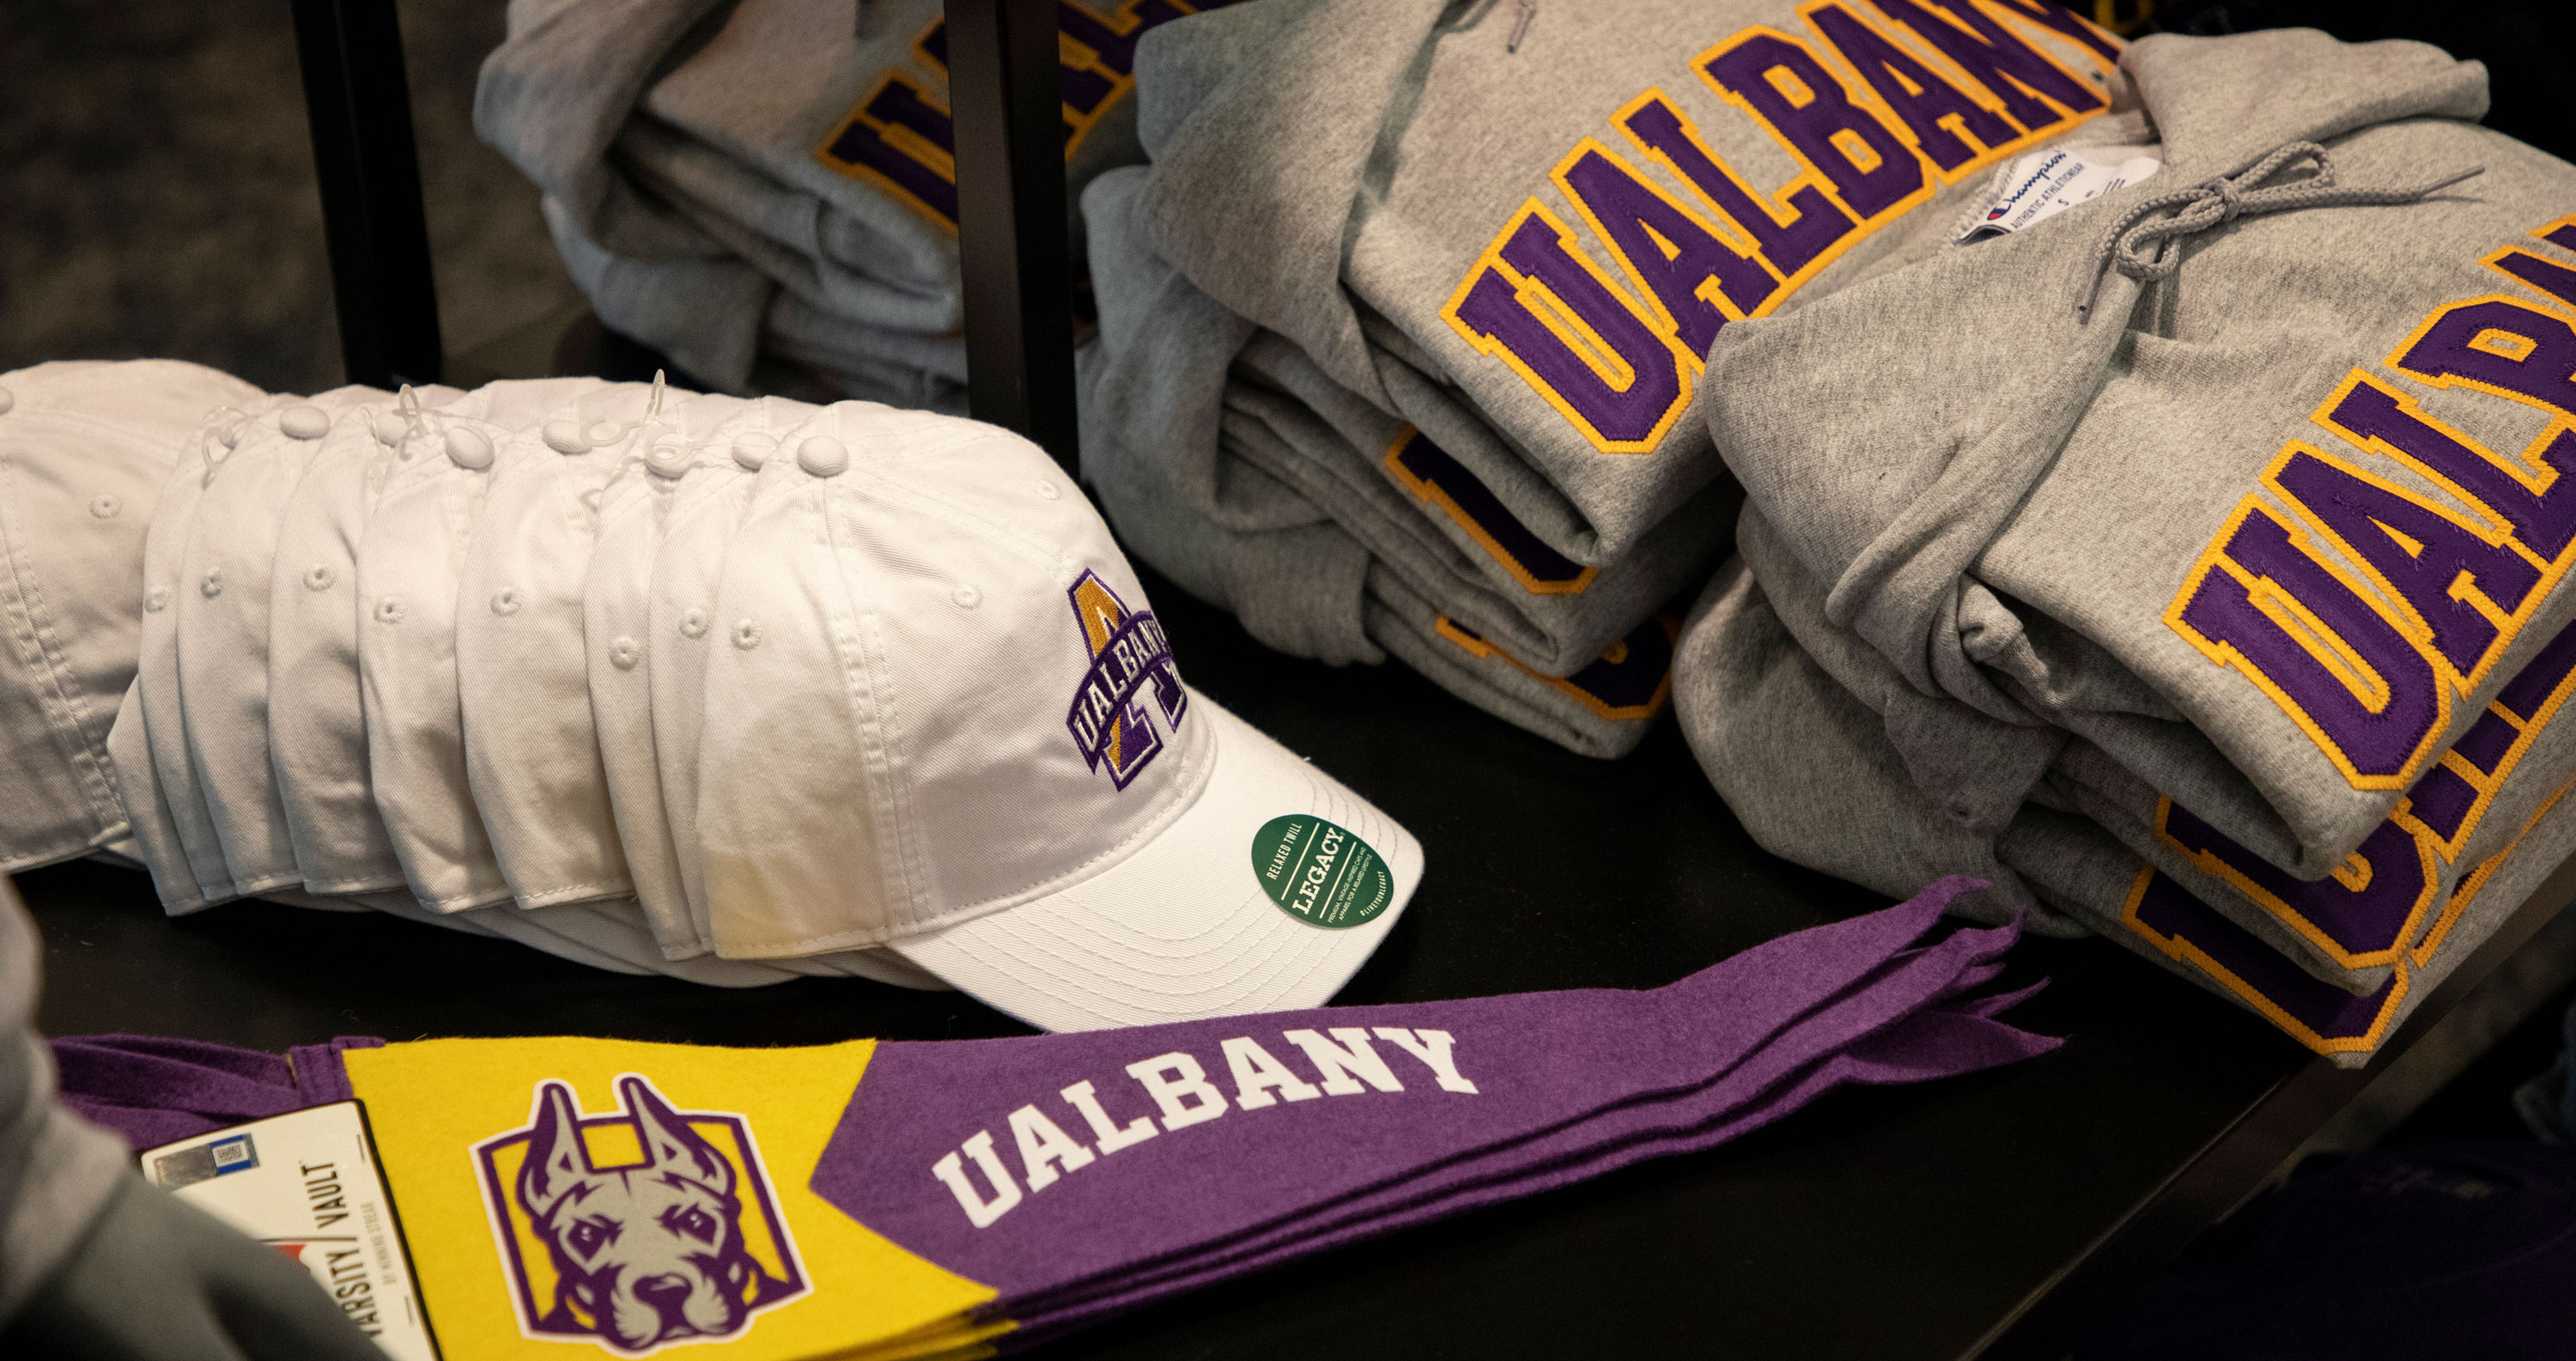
341, 1036, 1008, 1361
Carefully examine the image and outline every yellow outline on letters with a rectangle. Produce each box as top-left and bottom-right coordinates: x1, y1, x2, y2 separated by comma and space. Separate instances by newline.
1382, 428, 1599, 597
2118, 860, 2410, 1057
2165, 497, 2455, 792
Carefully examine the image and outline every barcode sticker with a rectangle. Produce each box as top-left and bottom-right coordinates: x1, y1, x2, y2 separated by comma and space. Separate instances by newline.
142, 1103, 440, 1360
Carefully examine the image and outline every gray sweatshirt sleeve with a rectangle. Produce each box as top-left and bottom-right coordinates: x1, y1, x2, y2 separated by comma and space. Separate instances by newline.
0, 879, 130, 1324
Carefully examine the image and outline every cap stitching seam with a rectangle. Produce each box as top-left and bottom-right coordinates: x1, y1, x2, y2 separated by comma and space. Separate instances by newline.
0, 447, 124, 825
821, 499, 928, 924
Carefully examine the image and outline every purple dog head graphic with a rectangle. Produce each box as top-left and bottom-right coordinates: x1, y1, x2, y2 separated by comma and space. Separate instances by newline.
477, 1075, 805, 1354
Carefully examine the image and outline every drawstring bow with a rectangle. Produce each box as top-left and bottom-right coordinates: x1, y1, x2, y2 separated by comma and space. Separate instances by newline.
2076, 141, 2482, 320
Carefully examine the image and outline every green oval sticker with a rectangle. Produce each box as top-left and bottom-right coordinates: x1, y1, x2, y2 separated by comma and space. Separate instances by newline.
1249, 815, 1394, 930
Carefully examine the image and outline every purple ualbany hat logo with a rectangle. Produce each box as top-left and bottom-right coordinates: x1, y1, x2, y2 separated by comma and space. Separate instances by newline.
472, 1076, 808, 1355
1066, 569, 1186, 790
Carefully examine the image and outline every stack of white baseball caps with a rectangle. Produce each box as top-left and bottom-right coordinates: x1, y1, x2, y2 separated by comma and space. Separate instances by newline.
0, 359, 1422, 1032
1076, 0, 2124, 757
473, 0, 1229, 411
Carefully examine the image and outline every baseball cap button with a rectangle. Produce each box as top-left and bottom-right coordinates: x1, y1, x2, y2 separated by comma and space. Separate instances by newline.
89, 495, 120, 519
732, 619, 762, 649
732, 433, 776, 471
1035, 480, 1061, 500
144, 588, 168, 613
372, 411, 409, 446
541, 420, 589, 454
953, 583, 981, 608
678, 607, 708, 639
304, 564, 335, 591
491, 587, 522, 616
609, 636, 641, 670
200, 569, 222, 598
797, 436, 848, 477
446, 428, 495, 471
645, 437, 692, 478
374, 597, 404, 624
279, 405, 331, 439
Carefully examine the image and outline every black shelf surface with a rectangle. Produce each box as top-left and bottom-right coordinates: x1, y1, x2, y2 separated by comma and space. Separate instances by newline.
27, 562, 2463, 1361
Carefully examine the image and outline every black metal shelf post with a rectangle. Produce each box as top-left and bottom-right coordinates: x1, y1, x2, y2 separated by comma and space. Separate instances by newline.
946, 0, 1082, 474
288, 0, 445, 390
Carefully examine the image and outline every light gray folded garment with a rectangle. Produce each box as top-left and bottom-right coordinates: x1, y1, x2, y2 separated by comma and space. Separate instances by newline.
1080, 339, 1681, 757
1698, 29, 2576, 891
541, 195, 969, 410
483, 0, 1218, 402
1115, 0, 2123, 573
1084, 164, 1730, 686
1677, 552, 2576, 1067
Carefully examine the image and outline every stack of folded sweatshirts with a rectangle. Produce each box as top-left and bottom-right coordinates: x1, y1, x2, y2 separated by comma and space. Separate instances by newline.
1674, 29, 2576, 1063
59, 879, 2055, 1357
1078, 0, 2126, 755
1, 362, 1430, 1033
475, 0, 1237, 410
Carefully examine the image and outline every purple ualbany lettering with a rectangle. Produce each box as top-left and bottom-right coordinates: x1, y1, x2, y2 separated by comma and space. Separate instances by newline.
1803, 3, 2020, 174
2160, 801, 2427, 960
1874, 0, 2106, 136
1567, 617, 1675, 714
2129, 870, 2397, 1045
1619, 95, 1844, 283
1559, 148, 1771, 354
2404, 613, 2576, 845
2405, 763, 2482, 845
2494, 608, 2576, 720
1066, 611, 1186, 788
2397, 298, 2576, 420
1448, 211, 1688, 451
2322, 375, 2576, 564
2268, 447, 2540, 674
1699, 33, 1925, 222
2488, 248, 2576, 313
1385, 428, 1591, 590
822, 78, 960, 226
2172, 504, 2444, 786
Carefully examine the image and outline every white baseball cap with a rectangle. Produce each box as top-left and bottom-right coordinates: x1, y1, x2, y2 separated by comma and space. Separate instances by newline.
138, 393, 304, 902
174, 386, 380, 896
586, 395, 814, 951
579, 396, 948, 992
0, 361, 262, 878
694, 405, 1423, 1030
635, 401, 956, 991
106, 680, 216, 911
457, 378, 688, 908
268, 396, 416, 895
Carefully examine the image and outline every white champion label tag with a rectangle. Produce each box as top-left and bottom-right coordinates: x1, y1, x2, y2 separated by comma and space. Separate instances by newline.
141, 1102, 440, 1360
1957, 145, 2162, 242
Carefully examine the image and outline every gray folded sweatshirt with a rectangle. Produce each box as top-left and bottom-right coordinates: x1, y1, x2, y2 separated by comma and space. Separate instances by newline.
1700, 29, 2576, 886
1680, 546, 2576, 1066
480, 0, 1226, 392
1119, 0, 2123, 570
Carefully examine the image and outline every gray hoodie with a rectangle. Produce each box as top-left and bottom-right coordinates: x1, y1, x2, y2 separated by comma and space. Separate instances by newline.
1082, 162, 1697, 757
1680, 546, 2576, 1066
1679, 29, 2576, 1062
1116, 0, 2123, 569
478, 0, 1224, 395
1700, 30, 2575, 882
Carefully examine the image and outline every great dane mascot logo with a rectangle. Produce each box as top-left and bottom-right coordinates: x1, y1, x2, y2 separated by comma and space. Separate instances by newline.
474, 1076, 806, 1353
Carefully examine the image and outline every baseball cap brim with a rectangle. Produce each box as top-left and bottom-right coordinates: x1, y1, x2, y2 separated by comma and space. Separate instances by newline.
890, 690, 1421, 1033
